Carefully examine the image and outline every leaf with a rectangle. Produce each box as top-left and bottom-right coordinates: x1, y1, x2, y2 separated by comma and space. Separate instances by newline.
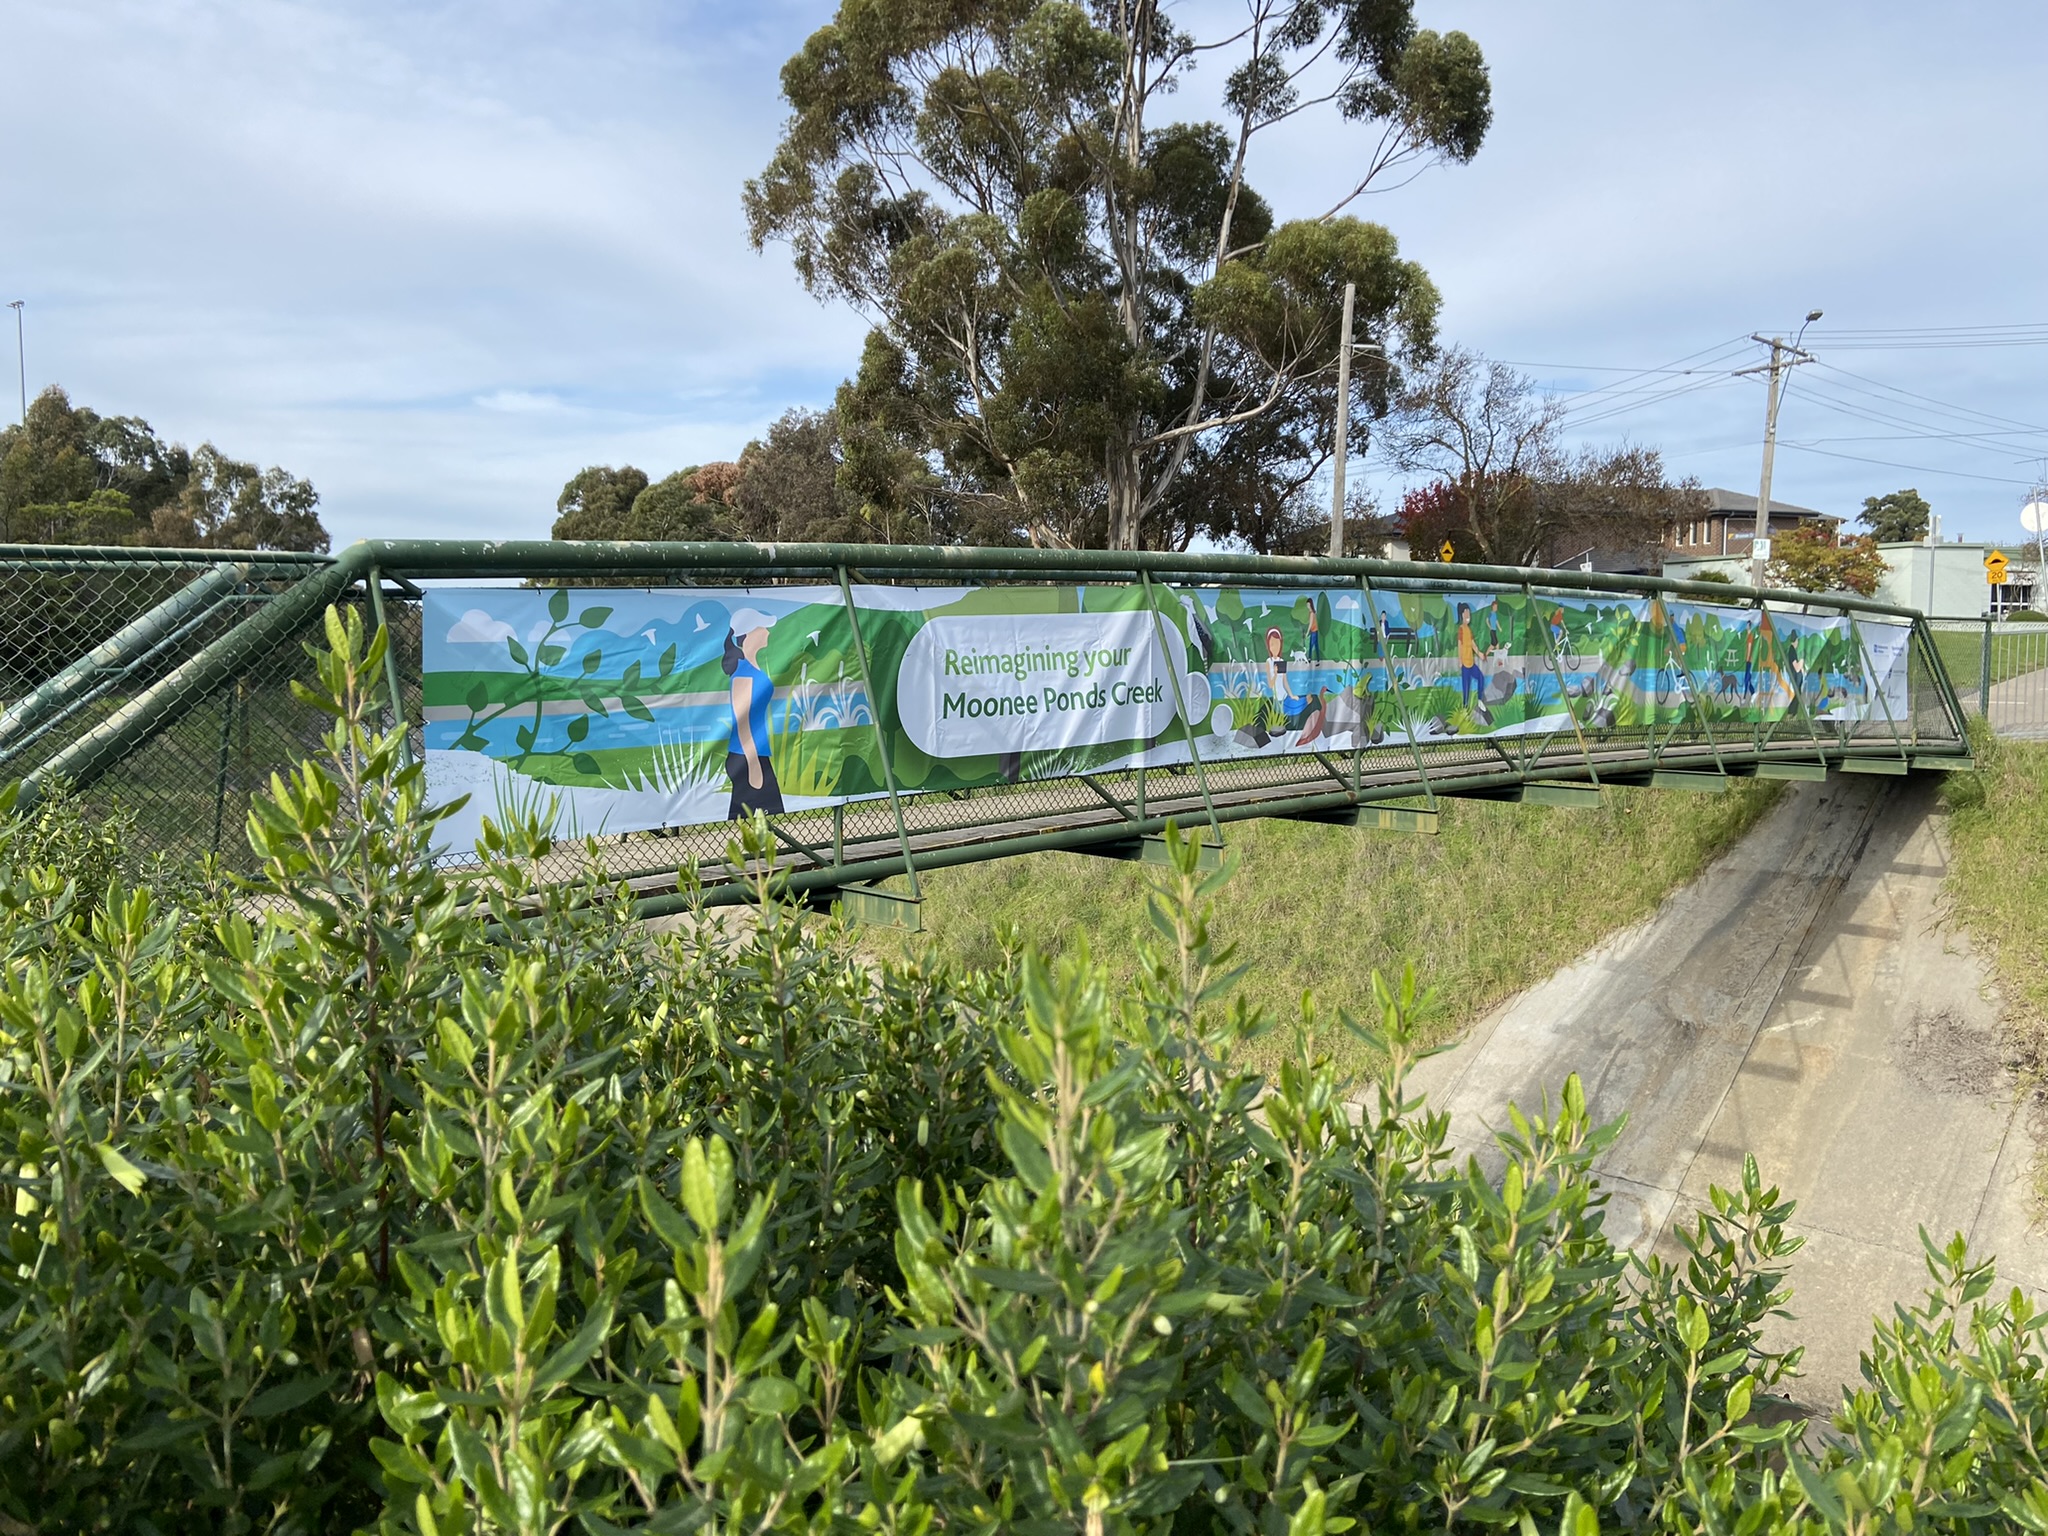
623, 696, 656, 724
535, 1297, 615, 1390
507, 637, 531, 667
96, 1141, 147, 1195
549, 588, 571, 622
572, 754, 601, 776
466, 681, 490, 712
248, 1372, 337, 1419
582, 650, 604, 674
679, 1139, 718, 1234
580, 606, 614, 628
567, 715, 590, 743
872, 1414, 925, 1465
744, 1376, 802, 1416
538, 645, 567, 667
515, 726, 535, 752
637, 1176, 697, 1253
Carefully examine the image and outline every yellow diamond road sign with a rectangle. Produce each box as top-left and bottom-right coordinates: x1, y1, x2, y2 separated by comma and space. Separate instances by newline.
1987, 551, 2010, 584
1439, 539, 1456, 562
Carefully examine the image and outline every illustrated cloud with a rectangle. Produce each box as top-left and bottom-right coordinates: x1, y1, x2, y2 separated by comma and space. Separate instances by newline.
445, 609, 518, 645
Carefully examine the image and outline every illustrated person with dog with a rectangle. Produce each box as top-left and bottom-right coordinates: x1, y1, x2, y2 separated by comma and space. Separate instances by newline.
1264, 625, 1325, 744
723, 607, 785, 819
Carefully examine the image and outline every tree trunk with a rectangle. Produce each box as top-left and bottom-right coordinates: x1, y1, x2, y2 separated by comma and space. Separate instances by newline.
1106, 434, 1143, 551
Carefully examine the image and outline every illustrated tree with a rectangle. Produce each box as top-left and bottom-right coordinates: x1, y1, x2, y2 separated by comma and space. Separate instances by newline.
450, 589, 672, 776
1765, 522, 1889, 597
1858, 486, 1932, 543
746, 0, 1490, 550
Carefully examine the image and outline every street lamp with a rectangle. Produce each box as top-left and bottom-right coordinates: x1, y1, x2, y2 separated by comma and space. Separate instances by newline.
6, 302, 22, 425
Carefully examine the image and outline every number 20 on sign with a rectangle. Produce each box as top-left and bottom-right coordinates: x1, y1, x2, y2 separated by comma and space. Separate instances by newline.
1986, 552, 2010, 585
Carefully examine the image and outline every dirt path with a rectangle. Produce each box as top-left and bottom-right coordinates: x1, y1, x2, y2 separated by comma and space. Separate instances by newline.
1408, 774, 2048, 1410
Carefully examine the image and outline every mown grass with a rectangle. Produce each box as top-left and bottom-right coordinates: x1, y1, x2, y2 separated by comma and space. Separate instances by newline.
1942, 722, 2048, 1037
878, 778, 1785, 1073
1929, 627, 2048, 704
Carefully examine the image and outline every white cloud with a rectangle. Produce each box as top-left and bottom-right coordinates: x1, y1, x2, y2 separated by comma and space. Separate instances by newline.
2, 0, 2042, 549
445, 608, 517, 645
475, 390, 569, 414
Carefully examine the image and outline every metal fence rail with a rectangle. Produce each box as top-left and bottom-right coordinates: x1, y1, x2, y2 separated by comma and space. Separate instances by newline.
1926, 616, 2048, 740
0, 540, 1973, 915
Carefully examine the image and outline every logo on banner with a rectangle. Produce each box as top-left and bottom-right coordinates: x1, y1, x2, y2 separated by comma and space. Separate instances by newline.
897, 611, 1196, 757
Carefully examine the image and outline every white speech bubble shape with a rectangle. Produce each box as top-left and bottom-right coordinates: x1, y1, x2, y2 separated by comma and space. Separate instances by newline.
897, 609, 1190, 758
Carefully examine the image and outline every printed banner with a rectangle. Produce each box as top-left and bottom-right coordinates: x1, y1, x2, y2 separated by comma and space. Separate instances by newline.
421, 583, 1917, 856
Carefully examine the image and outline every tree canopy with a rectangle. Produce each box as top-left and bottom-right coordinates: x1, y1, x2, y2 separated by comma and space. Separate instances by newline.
1389, 349, 1703, 566
1766, 522, 1888, 597
1858, 487, 1932, 544
0, 386, 328, 551
746, 0, 1490, 548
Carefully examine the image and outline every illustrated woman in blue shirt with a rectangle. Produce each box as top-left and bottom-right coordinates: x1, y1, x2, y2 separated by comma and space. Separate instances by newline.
723, 607, 785, 819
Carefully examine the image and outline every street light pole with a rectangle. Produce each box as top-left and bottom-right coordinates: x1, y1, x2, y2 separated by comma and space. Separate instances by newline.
1743, 310, 1821, 588
1750, 339, 1786, 589
6, 302, 22, 425
1329, 281, 1356, 558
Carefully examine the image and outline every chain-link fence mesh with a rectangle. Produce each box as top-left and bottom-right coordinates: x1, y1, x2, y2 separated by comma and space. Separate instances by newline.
0, 549, 348, 872
2, 545, 1973, 900
1925, 616, 2048, 740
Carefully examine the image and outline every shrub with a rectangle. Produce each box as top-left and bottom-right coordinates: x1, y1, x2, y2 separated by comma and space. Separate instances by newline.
5, 609, 2048, 1532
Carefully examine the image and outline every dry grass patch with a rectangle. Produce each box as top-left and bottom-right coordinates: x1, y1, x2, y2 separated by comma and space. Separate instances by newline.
875, 777, 1784, 1073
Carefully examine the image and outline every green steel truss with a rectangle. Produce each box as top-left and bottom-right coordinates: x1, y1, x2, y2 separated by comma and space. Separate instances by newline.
0, 540, 1973, 926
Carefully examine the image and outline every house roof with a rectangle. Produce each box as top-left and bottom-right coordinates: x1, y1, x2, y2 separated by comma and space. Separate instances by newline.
1699, 488, 1836, 521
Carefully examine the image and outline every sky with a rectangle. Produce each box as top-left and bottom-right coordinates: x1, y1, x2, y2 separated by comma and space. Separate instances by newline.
3, 0, 2045, 548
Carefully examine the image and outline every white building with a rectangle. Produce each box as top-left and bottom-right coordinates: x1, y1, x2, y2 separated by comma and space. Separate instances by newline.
1665, 539, 2036, 618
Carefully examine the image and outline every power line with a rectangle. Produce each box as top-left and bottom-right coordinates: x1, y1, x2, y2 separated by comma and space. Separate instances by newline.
1775, 441, 2038, 486
1811, 361, 2048, 437
1787, 378, 2048, 457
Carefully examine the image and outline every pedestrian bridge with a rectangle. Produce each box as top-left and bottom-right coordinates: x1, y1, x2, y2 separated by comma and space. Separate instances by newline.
0, 541, 1971, 928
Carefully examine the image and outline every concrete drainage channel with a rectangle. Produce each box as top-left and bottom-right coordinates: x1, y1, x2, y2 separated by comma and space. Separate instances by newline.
1409, 772, 2048, 1411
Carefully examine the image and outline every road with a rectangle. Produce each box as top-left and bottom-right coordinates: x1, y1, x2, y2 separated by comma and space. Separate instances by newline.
1408, 774, 2047, 1411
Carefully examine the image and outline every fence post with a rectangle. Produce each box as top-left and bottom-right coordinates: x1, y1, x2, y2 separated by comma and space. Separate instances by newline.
1980, 612, 1992, 719
367, 566, 412, 762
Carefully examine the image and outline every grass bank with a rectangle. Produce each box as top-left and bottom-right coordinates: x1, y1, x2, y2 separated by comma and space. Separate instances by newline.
1943, 724, 2048, 1041
879, 778, 1784, 1072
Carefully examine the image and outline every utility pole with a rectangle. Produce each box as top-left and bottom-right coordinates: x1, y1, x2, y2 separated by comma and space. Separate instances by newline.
7, 302, 22, 425
1329, 281, 1356, 558
1740, 312, 1821, 587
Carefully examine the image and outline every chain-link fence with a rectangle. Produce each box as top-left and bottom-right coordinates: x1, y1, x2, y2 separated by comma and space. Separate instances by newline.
0, 546, 352, 872
1925, 616, 2048, 740
1, 541, 1974, 905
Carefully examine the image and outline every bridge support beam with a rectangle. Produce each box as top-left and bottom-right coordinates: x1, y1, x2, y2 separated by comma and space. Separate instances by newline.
1072, 834, 1226, 871
1286, 804, 1440, 834
804, 882, 924, 931
1753, 761, 1829, 782
1606, 769, 1732, 793
1840, 757, 1910, 777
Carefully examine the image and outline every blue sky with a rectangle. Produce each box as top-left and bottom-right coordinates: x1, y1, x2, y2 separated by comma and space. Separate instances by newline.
4, 1, 2045, 546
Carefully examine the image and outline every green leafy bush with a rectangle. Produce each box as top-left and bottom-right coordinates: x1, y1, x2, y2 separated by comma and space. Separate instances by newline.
5, 609, 2048, 1533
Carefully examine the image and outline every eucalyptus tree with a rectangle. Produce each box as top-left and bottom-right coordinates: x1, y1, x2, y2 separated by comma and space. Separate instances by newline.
745, 0, 1491, 549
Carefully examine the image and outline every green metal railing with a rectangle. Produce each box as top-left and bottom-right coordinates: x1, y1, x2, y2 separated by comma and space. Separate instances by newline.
0, 540, 1973, 920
